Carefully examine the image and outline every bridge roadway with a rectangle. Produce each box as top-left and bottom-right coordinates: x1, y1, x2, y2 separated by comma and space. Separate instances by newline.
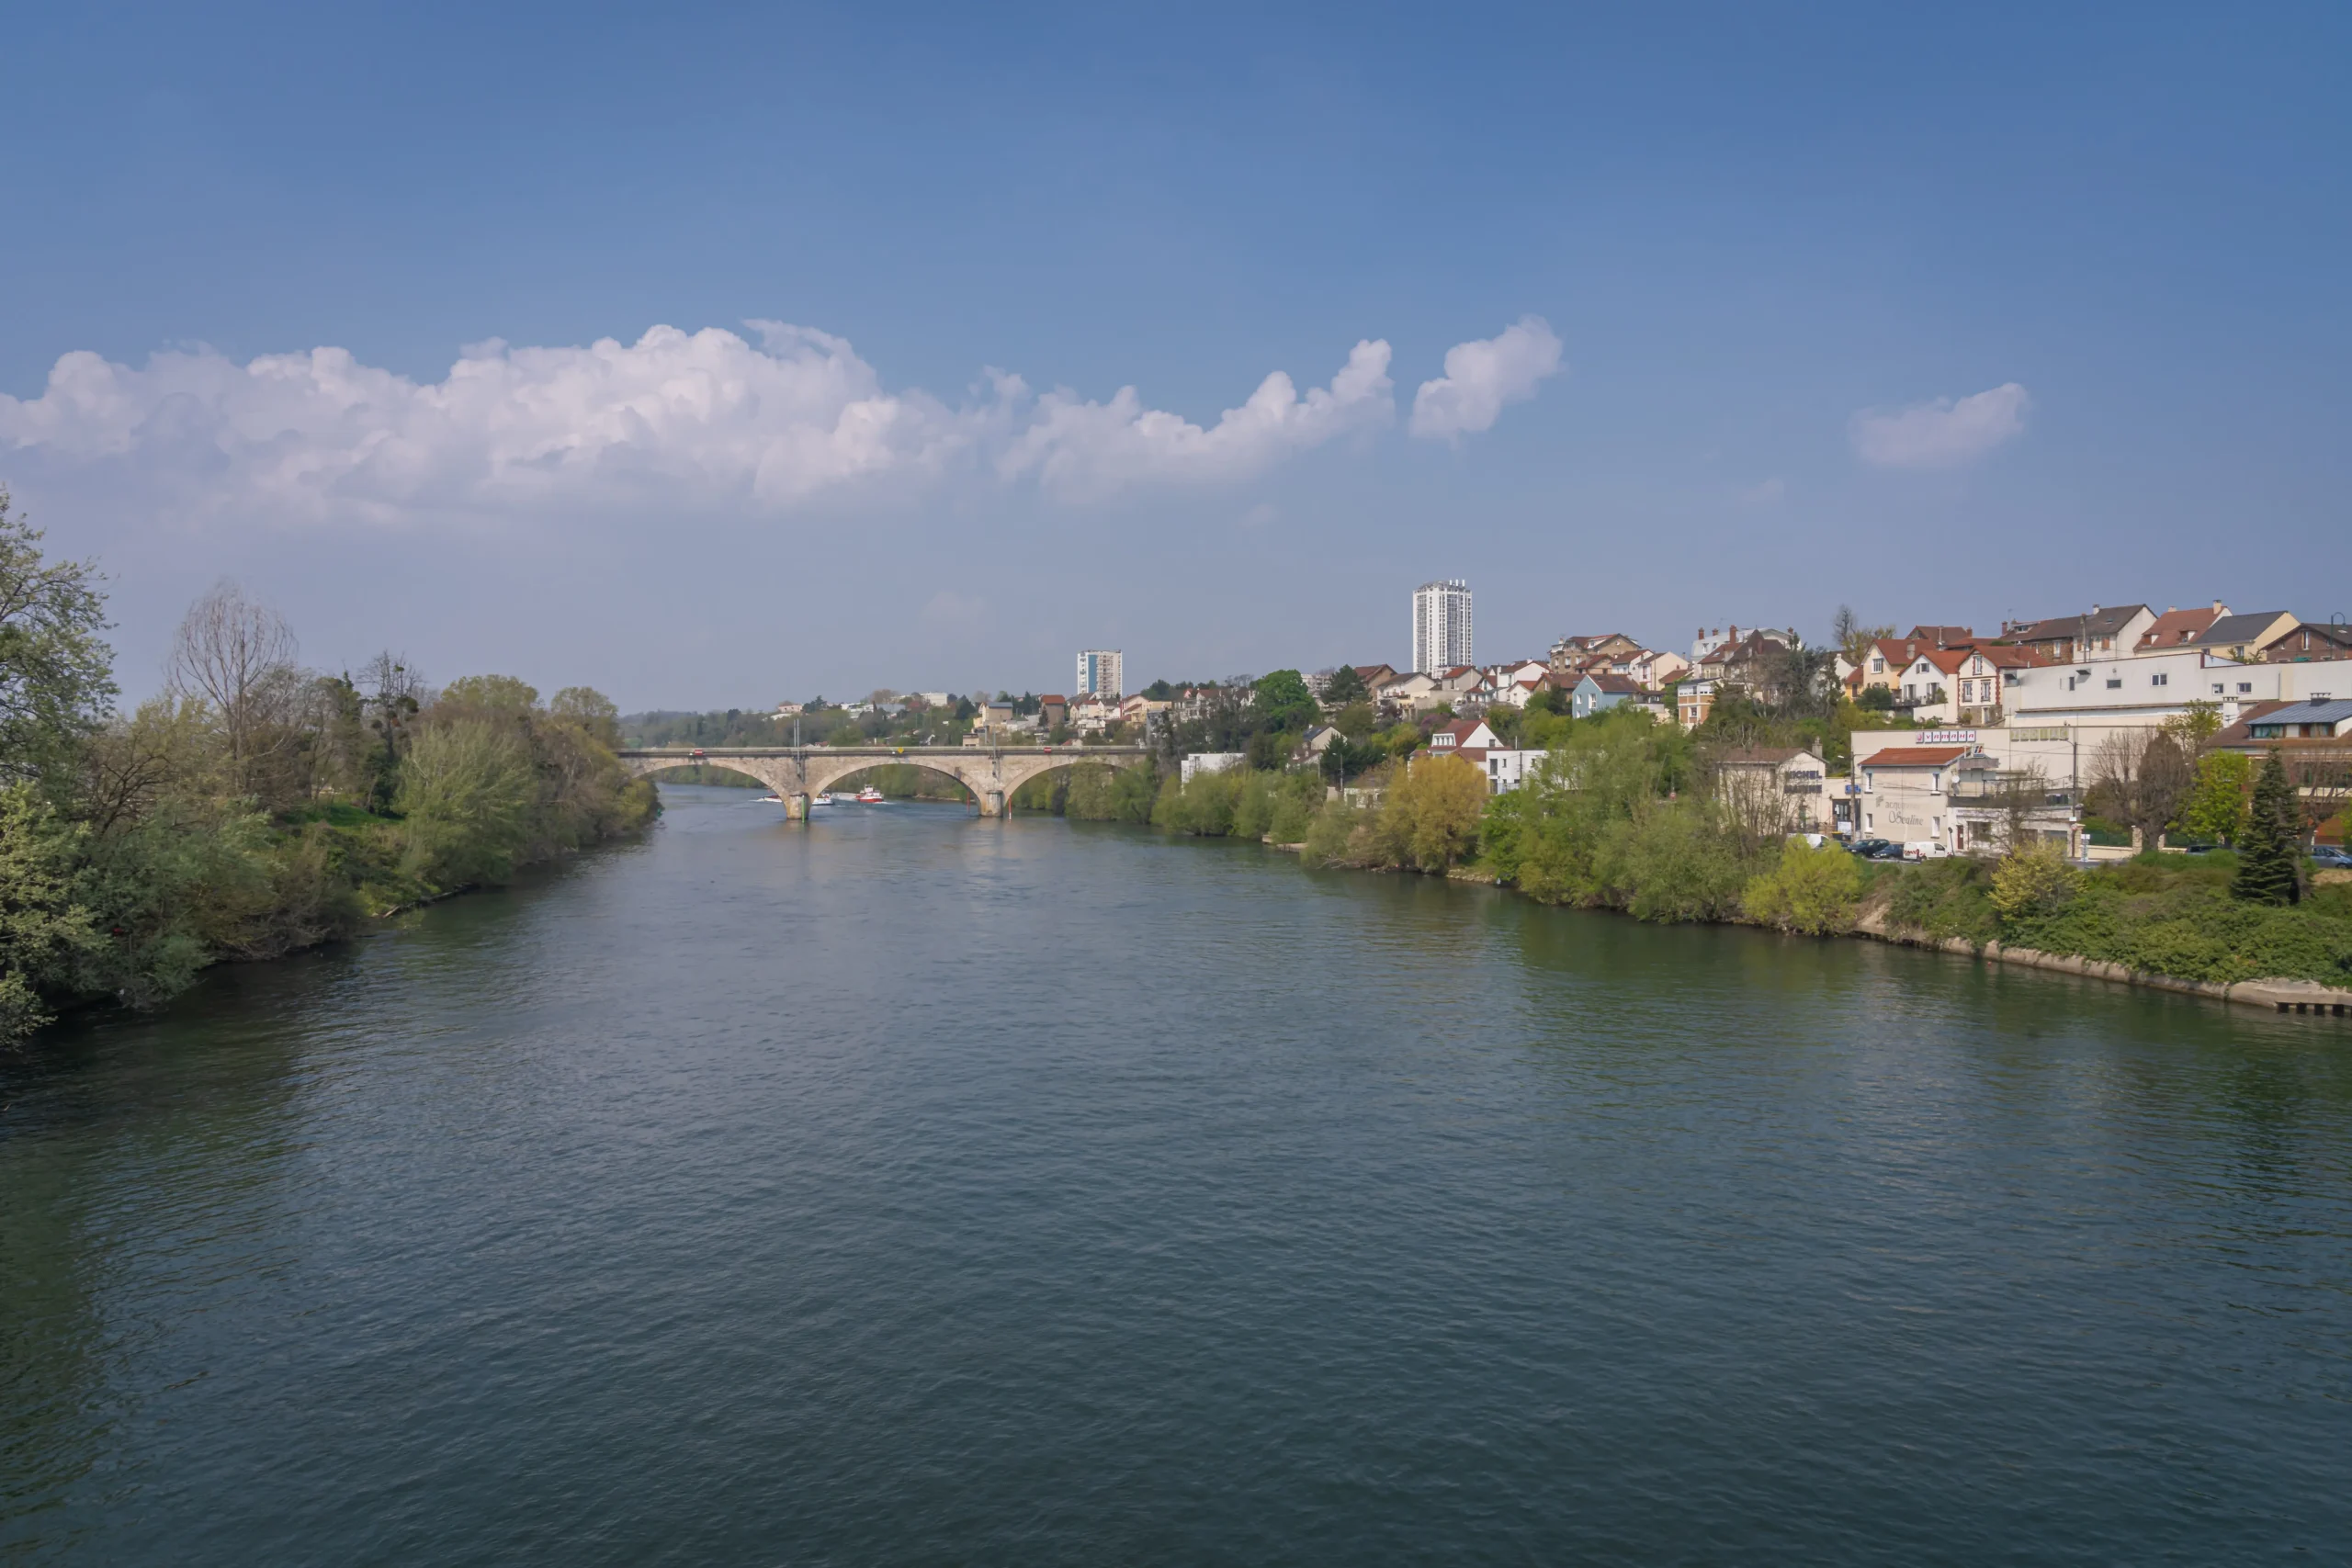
616, 745, 1153, 818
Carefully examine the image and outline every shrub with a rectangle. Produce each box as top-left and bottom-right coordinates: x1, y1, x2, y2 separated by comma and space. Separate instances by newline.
1744, 838, 1864, 934
1990, 841, 2082, 923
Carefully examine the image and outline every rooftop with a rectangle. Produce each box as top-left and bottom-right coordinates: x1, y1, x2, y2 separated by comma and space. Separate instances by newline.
1859, 745, 1973, 768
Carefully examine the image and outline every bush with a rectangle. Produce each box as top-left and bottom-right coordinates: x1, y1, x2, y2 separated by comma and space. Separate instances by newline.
1990, 841, 2081, 922
1744, 838, 1864, 934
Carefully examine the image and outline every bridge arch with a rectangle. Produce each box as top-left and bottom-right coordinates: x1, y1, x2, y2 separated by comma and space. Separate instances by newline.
616, 746, 1153, 818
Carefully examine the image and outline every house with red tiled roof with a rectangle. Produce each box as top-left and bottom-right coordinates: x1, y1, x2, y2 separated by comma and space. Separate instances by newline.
1428, 716, 1499, 754
2133, 604, 2230, 655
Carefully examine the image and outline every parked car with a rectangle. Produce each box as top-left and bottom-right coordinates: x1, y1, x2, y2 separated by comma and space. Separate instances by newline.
2311, 844, 2352, 870
1847, 838, 1902, 860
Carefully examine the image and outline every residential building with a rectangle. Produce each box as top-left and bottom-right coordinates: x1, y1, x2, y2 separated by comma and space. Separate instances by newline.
774, 701, 805, 716
2192, 610, 2301, 664
1378, 671, 1445, 715
1069, 694, 1120, 734
1629, 649, 1690, 691
2264, 623, 2352, 664
1547, 632, 1643, 675
2132, 604, 2230, 654
1690, 625, 1798, 663
1905, 625, 1974, 647
1075, 649, 1124, 699
2002, 604, 2156, 664
1572, 671, 1645, 718
1350, 662, 1400, 693
1428, 716, 1500, 753
2213, 698, 2352, 845
1715, 747, 1835, 834
1473, 749, 1545, 794
1118, 694, 1170, 730
1413, 580, 1474, 673
1890, 645, 2049, 724
1677, 674, 1719, 730
962, 699, 1019, 747
1038, 694, 1069, 732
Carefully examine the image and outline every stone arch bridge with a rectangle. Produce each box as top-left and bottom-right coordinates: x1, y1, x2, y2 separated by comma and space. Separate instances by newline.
616, 745, 1153, 818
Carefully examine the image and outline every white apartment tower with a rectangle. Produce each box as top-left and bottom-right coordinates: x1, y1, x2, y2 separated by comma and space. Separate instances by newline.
1076, 649, 1124, 699
1412, 580, 1473, 673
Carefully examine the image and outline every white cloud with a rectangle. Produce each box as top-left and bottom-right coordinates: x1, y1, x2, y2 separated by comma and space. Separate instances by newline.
997, 339, 1394, 500
1848, 382, 2030, 468
1408, 317, 1564, 440
0, 323, 1418, 523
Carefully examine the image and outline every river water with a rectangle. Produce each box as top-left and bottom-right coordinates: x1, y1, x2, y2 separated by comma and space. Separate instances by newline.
4, 785, 2348, 1564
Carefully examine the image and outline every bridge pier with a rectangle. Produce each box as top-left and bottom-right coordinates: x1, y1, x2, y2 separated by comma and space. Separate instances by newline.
785, 793, 810, 821
978, 789, 1006, 818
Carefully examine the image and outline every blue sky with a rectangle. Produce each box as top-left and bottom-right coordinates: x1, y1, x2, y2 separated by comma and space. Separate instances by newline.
3, 1, 2346, 706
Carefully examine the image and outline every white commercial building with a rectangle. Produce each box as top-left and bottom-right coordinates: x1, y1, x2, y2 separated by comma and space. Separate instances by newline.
1413, 580, 1473, 674
1076, 649, 1124, 700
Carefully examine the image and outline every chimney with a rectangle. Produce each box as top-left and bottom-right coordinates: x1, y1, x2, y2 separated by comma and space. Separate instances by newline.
2212, 599, 2224, 614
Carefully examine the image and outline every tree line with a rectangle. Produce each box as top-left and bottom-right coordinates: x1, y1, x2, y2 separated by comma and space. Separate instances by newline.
0, 488, 655, 1046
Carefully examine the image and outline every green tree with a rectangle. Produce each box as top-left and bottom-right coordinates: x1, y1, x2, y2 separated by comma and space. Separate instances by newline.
395, 718, 537, 888
1320, 664, 1369, 705
549, 686, 622, 750
2177, 750, 2251, 844
2232, 750, 2301, 905
1252, 669, 1318, 733
0, 488, 117, 794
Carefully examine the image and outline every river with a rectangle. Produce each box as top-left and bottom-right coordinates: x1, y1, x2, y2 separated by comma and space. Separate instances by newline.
4, 784, 2348, 1563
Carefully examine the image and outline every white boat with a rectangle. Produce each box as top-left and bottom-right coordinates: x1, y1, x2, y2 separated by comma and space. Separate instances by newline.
812, 792, 841, 806
757, 794, 783, 804
854, 786, 885, 803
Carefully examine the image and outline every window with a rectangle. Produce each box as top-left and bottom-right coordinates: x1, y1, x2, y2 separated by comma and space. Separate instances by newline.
2212, 683, 2224, 694
2105, 677, 2122, 689
1864, 812, 1874, 830
1871, 658, 1883, 673
1863, 773, 1874, 793
2238, 682, 2253, 694
1930, 772, 1943, 794
2152, 673, 2168, 687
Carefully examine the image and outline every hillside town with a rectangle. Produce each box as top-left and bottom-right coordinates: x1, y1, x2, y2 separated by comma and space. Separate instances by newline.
723, 584, 2351, 861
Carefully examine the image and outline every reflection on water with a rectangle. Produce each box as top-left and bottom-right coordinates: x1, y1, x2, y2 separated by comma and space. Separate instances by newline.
3, 786, 2348, 1564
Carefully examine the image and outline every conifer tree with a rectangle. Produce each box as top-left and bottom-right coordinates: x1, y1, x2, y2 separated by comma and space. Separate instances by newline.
2231, 749, 2301, 906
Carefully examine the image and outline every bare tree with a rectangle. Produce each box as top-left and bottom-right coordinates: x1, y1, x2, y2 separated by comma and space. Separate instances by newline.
2087, 728, 2191, 850
1985, 761, 2057, 853
169, 581, 301, 798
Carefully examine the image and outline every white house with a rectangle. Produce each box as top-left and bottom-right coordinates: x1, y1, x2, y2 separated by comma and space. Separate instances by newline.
1427, 716, 1500, 753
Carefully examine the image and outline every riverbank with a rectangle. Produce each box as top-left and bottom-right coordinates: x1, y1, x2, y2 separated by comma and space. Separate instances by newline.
1070, 746, 2352, 1021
